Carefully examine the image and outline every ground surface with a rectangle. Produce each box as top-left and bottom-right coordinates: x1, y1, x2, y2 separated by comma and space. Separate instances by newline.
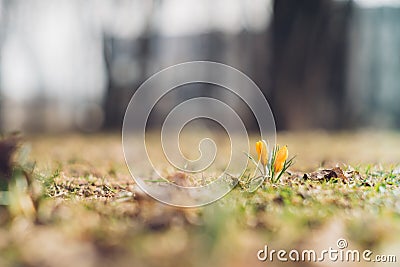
1, 131, 400, 267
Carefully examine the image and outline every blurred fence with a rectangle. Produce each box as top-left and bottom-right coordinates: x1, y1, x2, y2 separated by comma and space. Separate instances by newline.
0, 0, 399, 132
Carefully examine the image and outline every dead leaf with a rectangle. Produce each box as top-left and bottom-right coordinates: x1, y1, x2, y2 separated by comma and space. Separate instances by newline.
304, 167, 349, 183
323, 167, 348, 183
167, 172, 190, 186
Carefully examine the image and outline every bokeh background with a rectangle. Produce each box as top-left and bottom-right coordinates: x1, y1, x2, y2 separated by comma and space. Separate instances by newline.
0, 0, 400, 133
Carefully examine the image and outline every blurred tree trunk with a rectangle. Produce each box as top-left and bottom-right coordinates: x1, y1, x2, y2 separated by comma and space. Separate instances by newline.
271, 0, 352, 130
102, 35, 150, 130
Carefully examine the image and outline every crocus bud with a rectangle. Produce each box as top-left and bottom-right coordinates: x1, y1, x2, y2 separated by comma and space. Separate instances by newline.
274, 145, 288, 173
255, 140, 268, 166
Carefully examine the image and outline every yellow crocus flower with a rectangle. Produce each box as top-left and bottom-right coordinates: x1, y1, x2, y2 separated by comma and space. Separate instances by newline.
274, 145, 288, 173
255, 140, 268, 166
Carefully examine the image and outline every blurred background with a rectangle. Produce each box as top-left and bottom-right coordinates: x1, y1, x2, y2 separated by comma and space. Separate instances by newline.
0, 0, 399, 133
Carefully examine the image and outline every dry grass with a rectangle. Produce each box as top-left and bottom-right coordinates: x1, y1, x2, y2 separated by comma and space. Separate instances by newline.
1, 131, 400, 267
